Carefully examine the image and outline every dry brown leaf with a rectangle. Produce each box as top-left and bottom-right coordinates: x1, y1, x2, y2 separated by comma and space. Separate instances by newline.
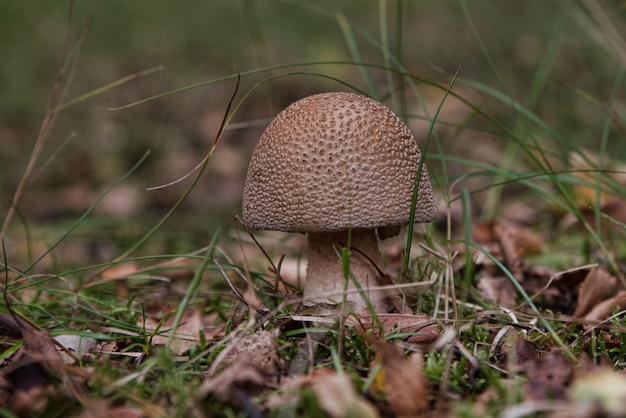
569, 150, 626, 207
215, 329, 282, 377
368, 338, 430, 418
522, 351, 574, 401
556, 149, 626, 232
201, 360, 267, 404
1, 315, 85, 414
155, 257, 200, 280
573, 267, 618, 318
6, 382, 49, 416
583, 290, 626, 324
477, 275, 518, 309
18, 320, 66, 378
265, 369, 379, 417
310, 369, 379, 418
101, 263, 138, 281
199, 329, 282, 408
142, 308, 203, 355
76, 400, 150, 418
0, 312, 23, 339
358, 314, 441, 345
473, 220, 544, 259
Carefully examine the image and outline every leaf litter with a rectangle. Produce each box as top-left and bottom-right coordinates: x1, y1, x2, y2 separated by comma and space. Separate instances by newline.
4, 201, 626, 417
1, 99, 626, 418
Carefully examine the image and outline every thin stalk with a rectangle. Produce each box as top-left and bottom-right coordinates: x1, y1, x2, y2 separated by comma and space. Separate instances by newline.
379, 0, 397, 110
403, 71, 458, 275
168, 229, 221, 345
335, 13, 379, 99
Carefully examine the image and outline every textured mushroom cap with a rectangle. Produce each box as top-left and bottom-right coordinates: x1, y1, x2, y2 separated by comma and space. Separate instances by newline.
243, 92, 435, 233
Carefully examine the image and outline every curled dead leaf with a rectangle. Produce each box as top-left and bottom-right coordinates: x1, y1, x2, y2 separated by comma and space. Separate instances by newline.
573, 267, 617, 318
583, 290, 626, 325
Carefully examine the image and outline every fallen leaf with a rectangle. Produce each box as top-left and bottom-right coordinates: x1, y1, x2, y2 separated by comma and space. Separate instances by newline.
573, 267, 618, 318
367, 338, 430, 417
17, 318, 66, 379
355, 314, 441, 345
263, 369, 379, 417
76, 400, 150, 418
583, 290, 626, 325
215, 329, 282, 376
199, 329, 282, 407
200, 360, 267, 404
477, 274, 518, 309
473, 220, 544, 259
556, 149, 626, 232
2, 314, 84, 414
0, 312, 23, 339
522, 350, 574, 401
310, 369, 379, 418
142, 308, 203, 355
101, 263, 138, 281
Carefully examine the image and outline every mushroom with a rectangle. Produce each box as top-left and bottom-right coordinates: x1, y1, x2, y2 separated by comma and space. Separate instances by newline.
242, 92, 435, 314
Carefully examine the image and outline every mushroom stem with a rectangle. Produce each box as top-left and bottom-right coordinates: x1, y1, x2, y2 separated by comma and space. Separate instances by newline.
303, 229, 392, 313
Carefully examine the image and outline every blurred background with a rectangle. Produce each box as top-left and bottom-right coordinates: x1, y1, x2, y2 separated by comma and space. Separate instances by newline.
1, 1, 625, 272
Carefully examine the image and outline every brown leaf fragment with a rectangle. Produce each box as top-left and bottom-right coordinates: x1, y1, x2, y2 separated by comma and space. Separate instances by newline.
142, 308, 203, 355
76, 400, 150, 418
216, 329, 282, 377
264, 369, 379, 417
1, 316, 84, 415
573, 267, 618, 318
154, 257, 200, 280
310, 369, 379, 418
101, 263, 138, 281
583, 290, 626, 325
368, 338, 430, 417
515, 337, 539, 364
492, 221, 527, 280
354, 314, 441, 345
18, 319, 65, 377
199, 329, 282, 407
5, 379, 49, 416
522, 351, 575, 401
474, 220, 544, 259
201, 360, 267, 404
0, 312, 22, 339
477, 275, 518, 309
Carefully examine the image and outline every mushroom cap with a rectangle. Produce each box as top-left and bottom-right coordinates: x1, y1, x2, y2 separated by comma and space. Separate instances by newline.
242, 92, 435, 233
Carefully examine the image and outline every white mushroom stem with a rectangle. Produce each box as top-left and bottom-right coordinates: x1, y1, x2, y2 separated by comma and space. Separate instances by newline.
303, 229, 392, 313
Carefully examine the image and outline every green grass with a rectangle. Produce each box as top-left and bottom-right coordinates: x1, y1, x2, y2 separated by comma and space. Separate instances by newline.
2, 1, 626, 417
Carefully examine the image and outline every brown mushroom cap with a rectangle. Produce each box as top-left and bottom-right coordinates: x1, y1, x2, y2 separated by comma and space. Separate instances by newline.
243, 92, 435, 233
